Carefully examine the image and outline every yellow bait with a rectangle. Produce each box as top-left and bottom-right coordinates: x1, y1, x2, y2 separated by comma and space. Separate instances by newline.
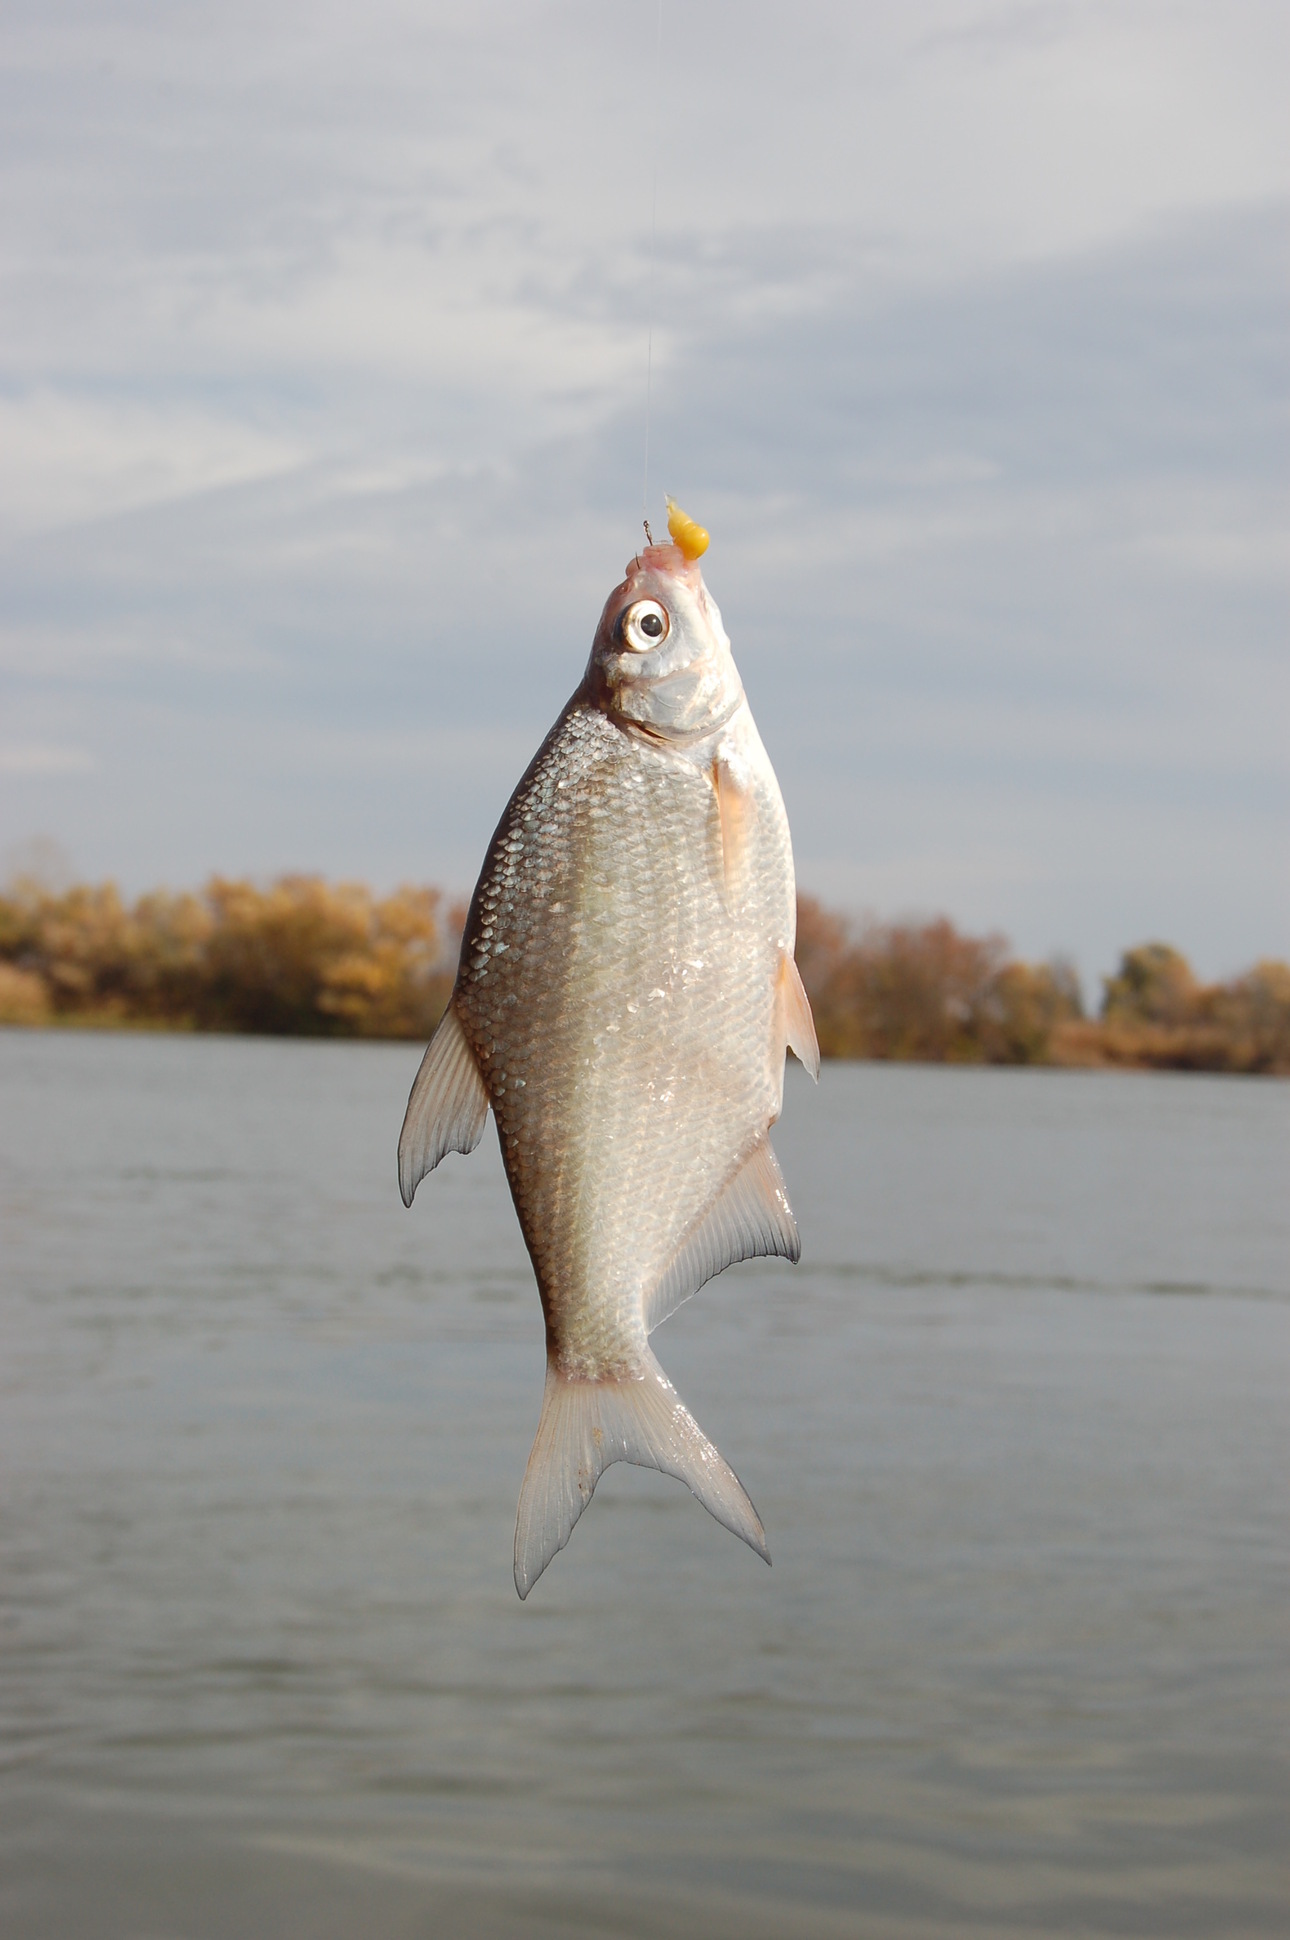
665, 496, 709, 561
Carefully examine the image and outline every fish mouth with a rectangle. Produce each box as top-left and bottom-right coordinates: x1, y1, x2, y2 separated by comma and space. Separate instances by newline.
624, 541, 701, 585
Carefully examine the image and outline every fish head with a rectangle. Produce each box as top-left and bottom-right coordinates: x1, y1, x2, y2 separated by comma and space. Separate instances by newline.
587, 544, 744, 741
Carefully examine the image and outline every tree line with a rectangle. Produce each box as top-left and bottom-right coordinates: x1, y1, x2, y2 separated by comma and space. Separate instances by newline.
796, 898, 1289, 1074
0, 874, 1286, 1073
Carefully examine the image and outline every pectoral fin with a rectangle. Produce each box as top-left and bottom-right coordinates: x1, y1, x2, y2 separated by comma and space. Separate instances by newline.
713, 756, 752, 903
646, 1134, 800, 1333
778, 948, 820, 1080
397, 1000, 489, 1206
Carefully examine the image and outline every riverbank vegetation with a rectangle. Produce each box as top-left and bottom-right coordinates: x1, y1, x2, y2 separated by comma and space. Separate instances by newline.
0, 874, 1286, 1072
0, 876, 460, 1041
795, 899, 1289, 1074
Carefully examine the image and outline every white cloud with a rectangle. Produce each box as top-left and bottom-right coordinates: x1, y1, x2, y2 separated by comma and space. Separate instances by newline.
0, 392, 304, 533
3, 2, 1286, 388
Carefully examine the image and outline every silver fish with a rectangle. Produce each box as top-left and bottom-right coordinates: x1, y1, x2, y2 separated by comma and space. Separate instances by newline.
398, 533, 817, 1597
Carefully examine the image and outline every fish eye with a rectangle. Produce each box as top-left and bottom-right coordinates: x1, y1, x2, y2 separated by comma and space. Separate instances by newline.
619, 599, 670, 652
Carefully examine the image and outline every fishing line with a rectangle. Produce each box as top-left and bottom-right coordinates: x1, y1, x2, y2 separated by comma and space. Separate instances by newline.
641, 0, 665, 534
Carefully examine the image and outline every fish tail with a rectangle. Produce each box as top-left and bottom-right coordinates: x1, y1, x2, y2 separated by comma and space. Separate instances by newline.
513, 1352, 770, 1598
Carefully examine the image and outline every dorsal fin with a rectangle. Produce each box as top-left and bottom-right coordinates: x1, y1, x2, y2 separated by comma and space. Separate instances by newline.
397, 1001, 490, 1206
645, 1135, 800, 1333
778, 948, 820, 1080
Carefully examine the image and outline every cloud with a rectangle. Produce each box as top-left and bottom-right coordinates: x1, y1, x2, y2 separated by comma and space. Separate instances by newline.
0, 391, 304, 533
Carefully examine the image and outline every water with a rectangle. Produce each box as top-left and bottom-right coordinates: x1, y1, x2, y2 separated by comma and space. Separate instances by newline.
0, 1031, 1286, 1938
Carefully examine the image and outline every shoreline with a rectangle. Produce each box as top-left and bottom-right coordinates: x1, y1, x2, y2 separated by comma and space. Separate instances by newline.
3, 1012, 1285, 1077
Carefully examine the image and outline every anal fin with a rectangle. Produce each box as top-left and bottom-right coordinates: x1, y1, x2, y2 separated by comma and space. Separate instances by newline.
646, 1134, 800, 1333
778, 948, 820, 1080
397, 1000, 489, 1206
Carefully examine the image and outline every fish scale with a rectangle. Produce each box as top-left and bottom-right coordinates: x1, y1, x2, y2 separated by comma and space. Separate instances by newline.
398, 532, 817, 1596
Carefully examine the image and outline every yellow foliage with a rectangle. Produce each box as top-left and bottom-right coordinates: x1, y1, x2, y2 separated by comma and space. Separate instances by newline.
0, 962, 51, 1025
0, 874, 457, 1039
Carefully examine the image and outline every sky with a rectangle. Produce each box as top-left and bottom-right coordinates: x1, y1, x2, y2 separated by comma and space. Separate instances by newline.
1, 0, 1286, 987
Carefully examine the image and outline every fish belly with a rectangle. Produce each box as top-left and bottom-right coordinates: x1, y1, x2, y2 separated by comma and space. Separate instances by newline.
453, 699, 795, 1379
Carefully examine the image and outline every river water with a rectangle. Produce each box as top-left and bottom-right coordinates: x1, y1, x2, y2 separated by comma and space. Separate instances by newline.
0, 1031, 1286, 1938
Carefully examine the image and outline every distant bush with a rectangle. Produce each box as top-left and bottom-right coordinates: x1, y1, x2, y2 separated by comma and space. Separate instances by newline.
1069, 943, 1290, 1074
0, 961, 50, 1025
793, 902, 1288, 1073
795, 899, 1083, 1065
0, 875, 460, 1039
1, 874, 1285, 1072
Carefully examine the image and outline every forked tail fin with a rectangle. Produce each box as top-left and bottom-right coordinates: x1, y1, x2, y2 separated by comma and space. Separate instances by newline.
513, 1352, 769, 1598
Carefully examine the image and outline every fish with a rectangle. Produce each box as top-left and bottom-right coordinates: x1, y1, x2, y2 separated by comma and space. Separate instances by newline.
398, 512, 818, 1598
